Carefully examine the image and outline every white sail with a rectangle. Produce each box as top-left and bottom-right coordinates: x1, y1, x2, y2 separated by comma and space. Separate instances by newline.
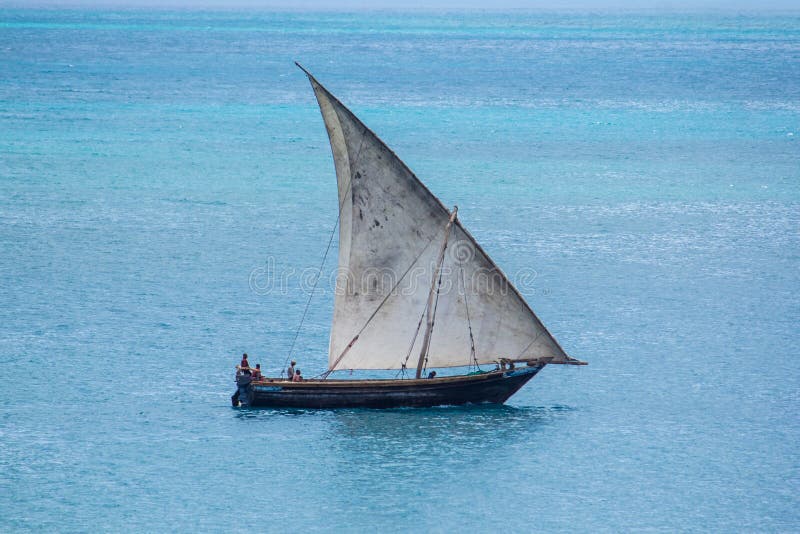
300, 66, 571, 371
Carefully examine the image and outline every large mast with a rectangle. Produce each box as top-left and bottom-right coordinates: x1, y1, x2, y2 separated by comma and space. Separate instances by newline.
415, 207, 458, 379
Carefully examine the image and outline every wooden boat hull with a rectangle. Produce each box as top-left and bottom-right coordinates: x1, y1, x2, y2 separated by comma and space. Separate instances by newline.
234, 366, 543, 409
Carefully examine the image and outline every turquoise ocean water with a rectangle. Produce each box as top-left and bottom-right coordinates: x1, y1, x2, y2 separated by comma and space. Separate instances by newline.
1, 9, 798, 531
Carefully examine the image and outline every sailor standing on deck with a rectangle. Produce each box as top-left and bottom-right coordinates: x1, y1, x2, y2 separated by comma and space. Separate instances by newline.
240, 353, 251, 374
286, 360, 296, 380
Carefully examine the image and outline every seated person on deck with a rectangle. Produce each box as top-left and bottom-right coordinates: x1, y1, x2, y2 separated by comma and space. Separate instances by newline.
427, 371, 437, 379
252, 364, 262, 380
292, 369, 303, 382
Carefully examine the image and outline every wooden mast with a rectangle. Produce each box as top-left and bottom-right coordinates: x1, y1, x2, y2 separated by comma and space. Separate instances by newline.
415, 206, 458, 379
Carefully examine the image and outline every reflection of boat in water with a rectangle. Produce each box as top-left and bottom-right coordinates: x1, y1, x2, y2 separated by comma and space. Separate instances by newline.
232, 64, 585, 409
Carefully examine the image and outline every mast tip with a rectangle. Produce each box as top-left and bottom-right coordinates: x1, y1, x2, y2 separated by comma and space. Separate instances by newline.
294, 62, 313, 78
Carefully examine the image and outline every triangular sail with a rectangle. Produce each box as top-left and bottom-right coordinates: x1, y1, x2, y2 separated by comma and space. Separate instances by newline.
299, 65, 572, 371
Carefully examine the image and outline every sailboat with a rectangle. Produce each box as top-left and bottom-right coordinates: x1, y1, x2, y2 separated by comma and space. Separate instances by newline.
232, 64, 586, 409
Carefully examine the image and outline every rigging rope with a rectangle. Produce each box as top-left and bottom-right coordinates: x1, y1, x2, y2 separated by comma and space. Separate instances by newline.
283, 210, 339, 371
402, 306, 428, 372
459, 265, 480, 371
422, 261, 446, 377
513, 332, 542, 361
281, 127, 367, 375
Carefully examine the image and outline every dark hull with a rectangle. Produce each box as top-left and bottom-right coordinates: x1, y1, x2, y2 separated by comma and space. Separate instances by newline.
234, 366, 543, 409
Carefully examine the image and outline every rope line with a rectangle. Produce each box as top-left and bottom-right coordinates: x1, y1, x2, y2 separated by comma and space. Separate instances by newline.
513, 332, 541, 361
422, 258, 446, 377
283, 210, 339, 370
281, 126, 367, 375
460, 265, 480, 371
422, 232, 447, 373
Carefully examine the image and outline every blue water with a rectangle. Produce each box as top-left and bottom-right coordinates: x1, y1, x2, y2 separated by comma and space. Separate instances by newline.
1, 8, 799, 531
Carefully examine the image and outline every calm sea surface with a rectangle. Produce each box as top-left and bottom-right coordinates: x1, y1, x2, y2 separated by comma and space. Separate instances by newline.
1, 8, 798, 532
